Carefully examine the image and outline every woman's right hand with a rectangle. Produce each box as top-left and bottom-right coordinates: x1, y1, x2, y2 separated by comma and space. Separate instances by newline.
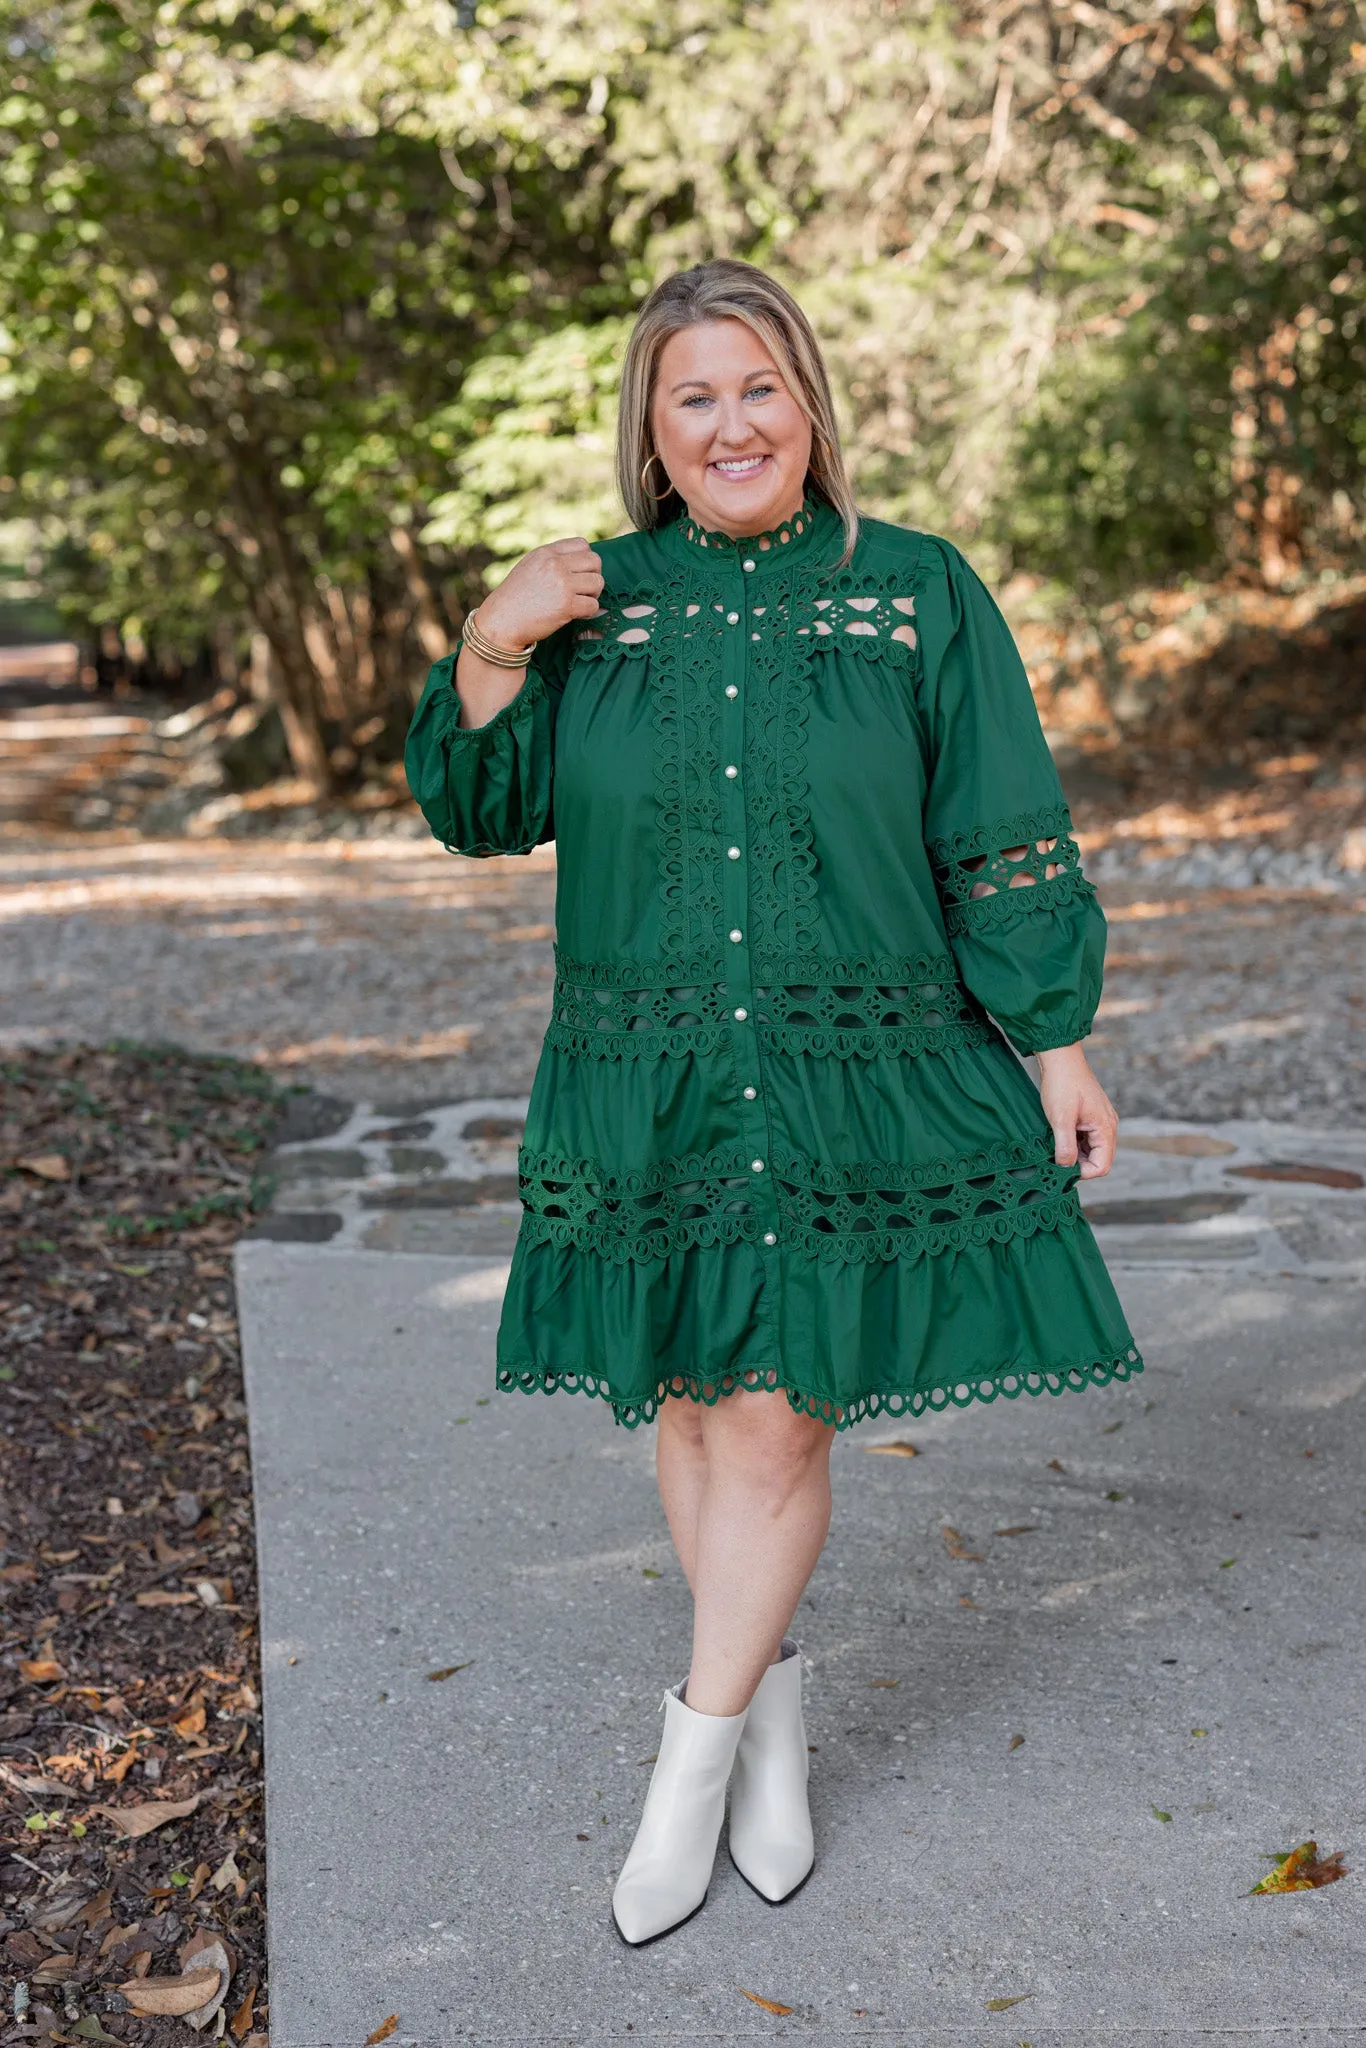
474, 536, 604, 651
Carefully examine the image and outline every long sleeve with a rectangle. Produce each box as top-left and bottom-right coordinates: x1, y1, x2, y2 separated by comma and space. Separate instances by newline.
404, 622, 573, 857
917, 538, 1106, 1054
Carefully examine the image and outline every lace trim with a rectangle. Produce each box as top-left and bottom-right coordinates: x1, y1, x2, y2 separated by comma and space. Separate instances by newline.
678, 493, 821, 554
744, 580, 820, 956
515, 1135, 1080, 1266
943, 866, 1098, 938
931, 805, 1080, 903
929, 805, 1093, 934
804, 582, 917, 656
494, 1343, 1145, 1433
546, 952, 989, 1060
773, 1139, 1080, 1264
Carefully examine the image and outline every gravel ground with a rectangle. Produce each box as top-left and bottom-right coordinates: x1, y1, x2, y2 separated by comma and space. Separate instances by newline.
1, 832, 1362, 1125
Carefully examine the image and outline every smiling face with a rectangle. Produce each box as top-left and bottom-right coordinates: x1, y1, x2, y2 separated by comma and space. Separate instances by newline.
649, 317, 813, 539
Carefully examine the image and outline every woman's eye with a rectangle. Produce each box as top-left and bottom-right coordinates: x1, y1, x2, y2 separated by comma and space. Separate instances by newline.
745, 383, 776, 399
681, 393, 713, 407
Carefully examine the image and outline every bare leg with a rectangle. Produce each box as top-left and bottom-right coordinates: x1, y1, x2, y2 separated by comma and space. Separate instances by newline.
658, 1387, 834, 1717
655, 1392, 708, 1592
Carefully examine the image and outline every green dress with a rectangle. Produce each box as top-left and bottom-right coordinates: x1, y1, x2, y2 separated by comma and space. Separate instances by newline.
405, 495, 1142, 1430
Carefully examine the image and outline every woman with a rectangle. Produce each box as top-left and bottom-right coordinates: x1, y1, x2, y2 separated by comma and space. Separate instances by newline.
405, 259, 1140, 1947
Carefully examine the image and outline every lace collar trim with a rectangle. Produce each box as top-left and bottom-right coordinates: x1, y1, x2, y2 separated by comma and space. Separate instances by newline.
668, 493, 833, 568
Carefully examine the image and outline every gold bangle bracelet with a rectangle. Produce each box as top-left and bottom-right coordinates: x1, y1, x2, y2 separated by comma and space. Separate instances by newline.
461, 608, 534, 669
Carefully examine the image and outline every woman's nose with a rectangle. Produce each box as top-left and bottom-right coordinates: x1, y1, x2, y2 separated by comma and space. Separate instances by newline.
713, 398, 757, 445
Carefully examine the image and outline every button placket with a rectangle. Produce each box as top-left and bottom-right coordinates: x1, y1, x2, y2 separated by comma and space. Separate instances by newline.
716, 557, 780, 1257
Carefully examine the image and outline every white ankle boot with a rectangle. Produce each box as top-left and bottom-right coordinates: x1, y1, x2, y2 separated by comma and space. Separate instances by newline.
726, 1639, 814, 1902
611, 1683, 748, 1945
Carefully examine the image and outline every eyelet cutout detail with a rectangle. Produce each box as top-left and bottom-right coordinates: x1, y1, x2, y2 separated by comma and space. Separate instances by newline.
515, 1133, 1083, 1266
802, 592, 917, 651
546, 952, 990, 1060
931, 807, 1093, 935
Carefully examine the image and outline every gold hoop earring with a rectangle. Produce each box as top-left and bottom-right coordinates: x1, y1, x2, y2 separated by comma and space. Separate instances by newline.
640, 453, 672, 501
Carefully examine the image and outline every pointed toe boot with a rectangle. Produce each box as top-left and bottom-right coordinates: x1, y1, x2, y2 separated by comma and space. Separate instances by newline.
611, 1683, 748, 1946
726, 1639, 814, 1903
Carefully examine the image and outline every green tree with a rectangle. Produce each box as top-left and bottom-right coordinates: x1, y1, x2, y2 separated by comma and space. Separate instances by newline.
0, 0, 631, 787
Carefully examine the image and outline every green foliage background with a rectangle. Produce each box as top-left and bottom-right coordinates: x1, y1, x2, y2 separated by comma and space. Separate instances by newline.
1, 0, 1363, 782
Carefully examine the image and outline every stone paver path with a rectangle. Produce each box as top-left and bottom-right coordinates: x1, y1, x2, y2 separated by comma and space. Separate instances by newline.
252, 1108, 1366, 1281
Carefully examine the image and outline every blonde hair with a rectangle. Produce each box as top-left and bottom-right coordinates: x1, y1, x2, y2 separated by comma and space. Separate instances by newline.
616, 259, 858, 564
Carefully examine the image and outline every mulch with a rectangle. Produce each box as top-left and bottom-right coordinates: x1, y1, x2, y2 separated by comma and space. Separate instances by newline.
1, 1044, 287, 2045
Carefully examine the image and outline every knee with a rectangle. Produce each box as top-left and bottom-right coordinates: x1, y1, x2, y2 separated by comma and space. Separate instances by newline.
658, 1391, 707, 1455
703, 1391, 832, 1505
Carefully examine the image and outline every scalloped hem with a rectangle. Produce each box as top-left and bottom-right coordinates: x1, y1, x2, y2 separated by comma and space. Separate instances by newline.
494, 1343, 1144, 1433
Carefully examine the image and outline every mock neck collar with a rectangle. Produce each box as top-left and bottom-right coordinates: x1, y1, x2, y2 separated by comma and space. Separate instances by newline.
661, 492, 839, 575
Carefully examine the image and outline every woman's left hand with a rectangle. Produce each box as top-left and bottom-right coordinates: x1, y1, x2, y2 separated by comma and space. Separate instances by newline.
1036, 1043, 1118, 1180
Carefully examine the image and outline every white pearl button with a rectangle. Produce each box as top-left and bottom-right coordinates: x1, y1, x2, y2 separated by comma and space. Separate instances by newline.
733, 1006, 748, 1020
727, 611, 739, 624
724, 764, 738, 778
729, 928, 743, 942
751, 632, 760, 641
742, 1085, 757, 1100
751, 1158, 765, 1173
725, 684, 738, 698
763, 1231, 777, 1245
727, 845, 741, 860
742, 558, 756, 571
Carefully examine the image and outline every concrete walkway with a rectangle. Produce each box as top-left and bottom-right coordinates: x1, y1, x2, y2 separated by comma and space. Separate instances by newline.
237, 1119, 1366, 2047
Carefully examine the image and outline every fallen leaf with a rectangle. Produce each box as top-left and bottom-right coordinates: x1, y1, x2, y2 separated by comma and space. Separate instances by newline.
1191, 1727, 1208, 1738
78, 1885, 114, 1925
210, 1852, 241, 1892
30, 1890, 91, 1932
0, 1761, 79, 1798
739, 1988, 794, 2016
98, 1922, 140, 1957
187, 1860, 212, 1900
1047, 1458, 1066, 1472
942, 1526, 985, 1561
1100, 1420, 1123, 1434
18, 1152, 71, 1181
67, 2017, 126, 2044
994, 1525, 1039, 1536
425, 1662, 474, 1681
641, 1567, 662, 1578
230, 1983, 257, 2038
365, 2018, 399, 2045
178, 1932, 234, 2030
1008, 1734, 1025, 1751
135, 1589, 198, 1607
174, 1701, 207, 1737
20, 1657, 65, 1683
864, 1439, 919, 1457
116, 1966, 221, 2017
89, 1791, 200, 1837
1106, 1490, 1127, 1502
1220, 1557, 1237, 1568
870, 1678, 899, 1689
959, 1595, 978, 1607
985, 1993, 1034, 2011
1249, 1840, 1349, 1895
1151, 1806, 1173, 1822
103, 1741, 141, 1785
1, 1561, 37, 1582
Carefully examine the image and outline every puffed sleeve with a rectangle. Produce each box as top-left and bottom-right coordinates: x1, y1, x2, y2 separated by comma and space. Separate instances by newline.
404, 621, 574, 857
917, 538, 1106, 1054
